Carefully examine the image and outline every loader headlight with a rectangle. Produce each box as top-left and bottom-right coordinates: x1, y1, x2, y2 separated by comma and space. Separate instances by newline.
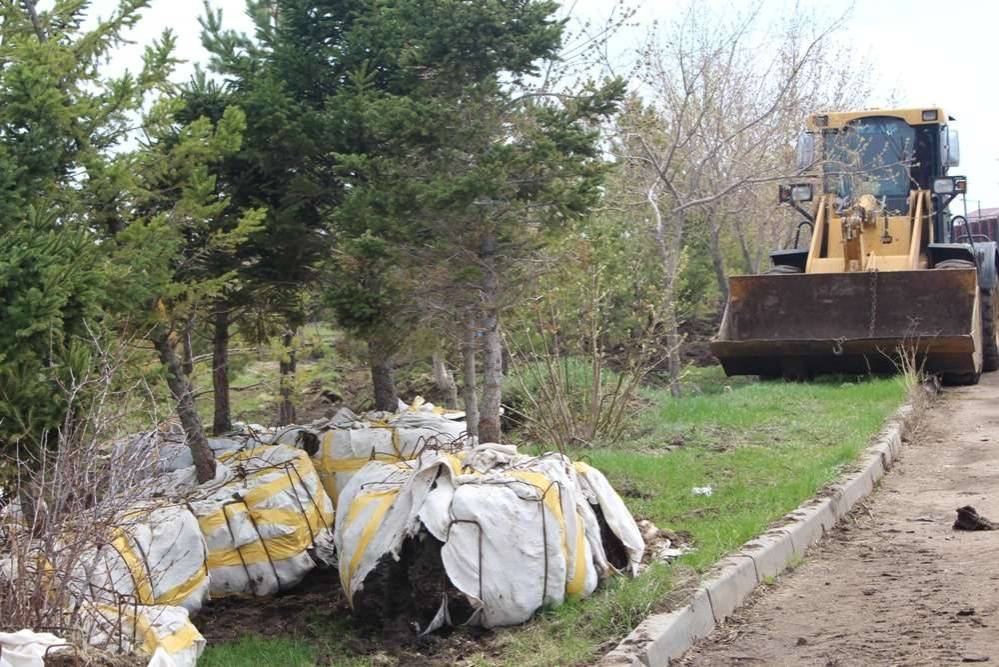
933, 178, 955, 195
922, 109, 939, 122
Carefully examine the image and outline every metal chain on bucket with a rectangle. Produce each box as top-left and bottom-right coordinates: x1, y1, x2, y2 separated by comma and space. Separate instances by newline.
869, 269, 879, 338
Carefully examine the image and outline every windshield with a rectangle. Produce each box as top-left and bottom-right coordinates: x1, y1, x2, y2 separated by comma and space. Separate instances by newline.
823, 117, 916, 202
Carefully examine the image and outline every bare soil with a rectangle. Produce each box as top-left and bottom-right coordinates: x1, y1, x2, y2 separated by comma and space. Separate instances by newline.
197, 566, 350, 645
680, 375, 999, 666
45, 649, 147, 667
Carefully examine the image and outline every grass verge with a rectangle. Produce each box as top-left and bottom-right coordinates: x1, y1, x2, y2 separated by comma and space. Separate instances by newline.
199, 366, 907, 666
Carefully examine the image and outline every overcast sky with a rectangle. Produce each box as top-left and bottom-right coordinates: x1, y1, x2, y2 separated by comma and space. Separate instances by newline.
91, 0, 999, 209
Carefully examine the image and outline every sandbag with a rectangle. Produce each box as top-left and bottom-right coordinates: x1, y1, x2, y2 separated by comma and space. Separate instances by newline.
334, 445, 644, 629
188, 445, 335, 596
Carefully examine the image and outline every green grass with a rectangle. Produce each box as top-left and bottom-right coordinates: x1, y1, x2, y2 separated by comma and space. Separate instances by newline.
200, 617, 374, 667
199, 636, 316, 667
199, 365, 907, 666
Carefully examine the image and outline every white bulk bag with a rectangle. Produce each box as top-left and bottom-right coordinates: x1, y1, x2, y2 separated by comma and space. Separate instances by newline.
335, 446, 643, 629
312, 404, 469, 507
83, 504, 209, 614
189, 445, 334, 597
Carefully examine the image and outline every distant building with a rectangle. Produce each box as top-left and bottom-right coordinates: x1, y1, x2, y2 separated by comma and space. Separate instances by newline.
953, 206, 999, 242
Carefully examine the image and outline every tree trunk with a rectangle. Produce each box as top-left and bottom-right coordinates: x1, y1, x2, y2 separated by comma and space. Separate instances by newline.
181, 322, 195, 380
431, 351, 458, 409
368, 335, 398, 412
154, 332, 215, 483
648, 190, 686, 398
707, 217, 730, 308
732, 217, 757, 275
478, 235, 503, 444
461, 315, 480, 439
278, 331, 297, 426
212, 306, 232, 435
664, 307, 683, 398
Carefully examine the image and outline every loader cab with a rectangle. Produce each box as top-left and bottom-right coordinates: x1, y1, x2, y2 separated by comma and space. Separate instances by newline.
808, 110, 955, 238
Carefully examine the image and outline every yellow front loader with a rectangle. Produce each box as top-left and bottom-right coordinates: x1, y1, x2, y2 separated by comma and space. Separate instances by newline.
712, 108, 999, 385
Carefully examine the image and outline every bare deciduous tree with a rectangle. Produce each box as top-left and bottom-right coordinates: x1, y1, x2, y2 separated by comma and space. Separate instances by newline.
610, 4, 866, 394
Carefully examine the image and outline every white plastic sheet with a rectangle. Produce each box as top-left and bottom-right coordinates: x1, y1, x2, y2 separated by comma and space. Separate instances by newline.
0, 630, 69, 667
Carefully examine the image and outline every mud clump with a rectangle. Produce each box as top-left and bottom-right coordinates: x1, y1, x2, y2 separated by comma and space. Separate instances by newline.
353, 531, 474, 632
954, 505, 998, 531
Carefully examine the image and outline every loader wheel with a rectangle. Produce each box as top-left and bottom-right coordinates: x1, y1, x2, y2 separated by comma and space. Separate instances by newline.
764, 264, 803, 275
982, 287, 999, 372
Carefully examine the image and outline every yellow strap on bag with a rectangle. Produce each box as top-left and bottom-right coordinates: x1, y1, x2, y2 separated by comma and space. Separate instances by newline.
341, 488, 399, 599
156, 623, 203, 655
441, 452, 464, 477
315, 428, 414, 505
198, 450, 333, 535
204, 500, 331, 568
97, 603, 200, 656
113, 604, 159, 655
506, 470, 587, 596
317, 453, 404, 474
156, 563, 207, 606
568, 511, 588, 597
111, 531, 154, 605
368, 421, 402, 457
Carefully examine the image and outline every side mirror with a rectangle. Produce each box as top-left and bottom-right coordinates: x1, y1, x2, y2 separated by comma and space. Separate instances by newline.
941, 127, 960, 167
932, 176, 967, 195
795, 132, 816, 170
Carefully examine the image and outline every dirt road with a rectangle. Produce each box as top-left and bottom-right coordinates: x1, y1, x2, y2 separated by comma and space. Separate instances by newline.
680, 375, 999, 666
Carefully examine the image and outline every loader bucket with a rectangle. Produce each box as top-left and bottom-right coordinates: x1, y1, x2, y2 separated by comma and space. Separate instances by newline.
711, 269, 981, 379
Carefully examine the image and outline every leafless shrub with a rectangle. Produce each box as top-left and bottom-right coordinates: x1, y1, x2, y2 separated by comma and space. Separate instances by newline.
506, 272, 668, 451
1, 328, 165, 648
877, 326, 927, 391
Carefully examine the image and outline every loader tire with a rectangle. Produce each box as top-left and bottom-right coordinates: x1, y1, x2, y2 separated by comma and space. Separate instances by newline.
982, 287, 999, 372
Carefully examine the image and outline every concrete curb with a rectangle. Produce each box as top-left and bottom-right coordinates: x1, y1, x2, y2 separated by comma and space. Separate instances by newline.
599, 387, 929, 667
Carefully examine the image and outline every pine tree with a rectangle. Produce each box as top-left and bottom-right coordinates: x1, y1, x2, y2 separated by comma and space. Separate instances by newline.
0, 0, 174, 453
